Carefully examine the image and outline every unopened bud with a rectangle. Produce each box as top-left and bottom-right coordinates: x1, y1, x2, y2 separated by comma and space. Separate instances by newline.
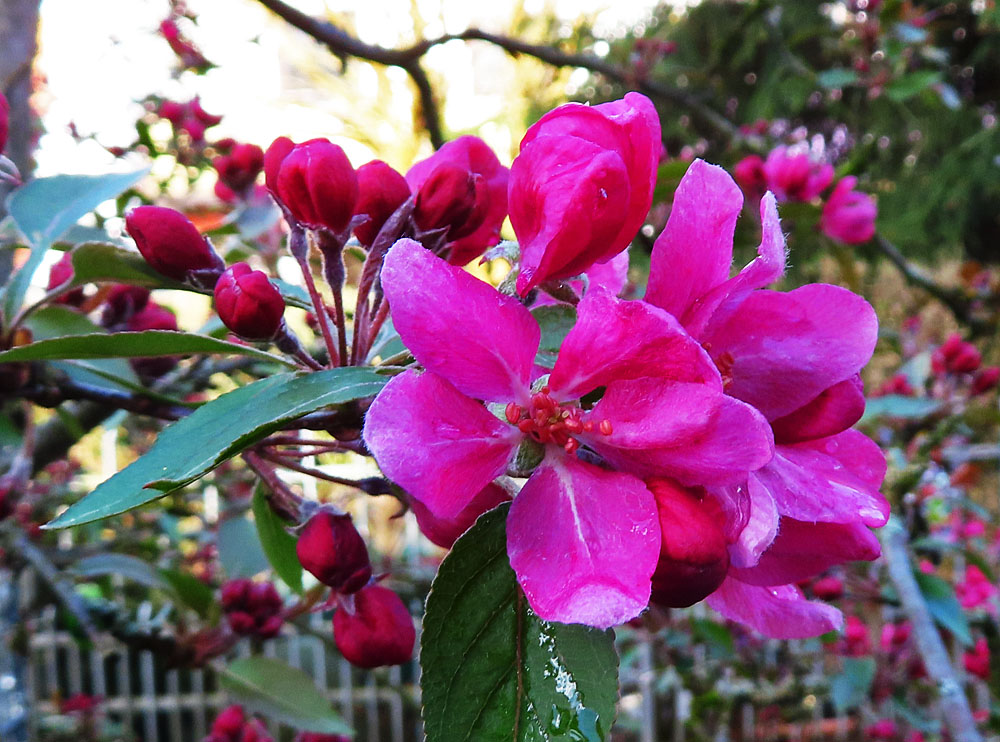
213, 263, 285, 340
333, 584, 415, 668
296, 510, 372, 594
268, 138, 358, 233
353, 160, 410, 247
125, 205, 223, 280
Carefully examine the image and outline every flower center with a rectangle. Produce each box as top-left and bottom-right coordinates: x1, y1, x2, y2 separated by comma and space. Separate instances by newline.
504, 386, 612, 455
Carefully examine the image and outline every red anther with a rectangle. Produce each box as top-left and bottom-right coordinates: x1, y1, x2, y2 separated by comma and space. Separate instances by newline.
564, 418, 583, 433
564, 438, 579, 454
518, 420, 534, 434
541, 385, 551, 395
505, 403, 522, 425
599, 419, 613, 436
583, 421, 594, 433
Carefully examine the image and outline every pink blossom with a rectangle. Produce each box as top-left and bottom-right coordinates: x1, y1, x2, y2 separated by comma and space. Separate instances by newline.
761, 146, 834, 202
820, 176, 877, 244
363, 239, 772, 628
956, 565, 998, 613
645, 160, 887, 637
406, 136, 508, 265
509, 93, 660, 295
964, 637, 991, 680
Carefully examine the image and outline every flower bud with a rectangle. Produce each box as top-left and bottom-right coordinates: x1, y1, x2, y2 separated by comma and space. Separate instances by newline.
964, 637, 990, 680
762, 146, 833, 202
810, 575, 844, 600
214, 142, 265, 195
733, 154, 765, 194
127, 302, 177, 332
405, 136, 509, 265
220, 578, 284, 639
0, 91, 8, 154
46, 252, 85, 306
352, 160, 410, 247
213, 263, 285, 340
102, 285, 150, 327
820, 176, 877, 245
295, 734, 350, 742
296, 510, 372, 593
333, 583, 415, 668
413, 164, 479, 236
125, 205, 223, 280
645, 478, 729, 608
158, 99, 186, 125
268, 138, 358, 233
509, 93, 660, 294
207, 705, 273, 742
866, 720, 897, 741
972, 366, 1000, 395
190, 97, 222, 127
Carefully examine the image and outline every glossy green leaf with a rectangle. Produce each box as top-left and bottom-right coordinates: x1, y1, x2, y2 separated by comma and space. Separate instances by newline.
218, 513, 271, 579
830, 657, 876, 713
220, 657, 353, 736
421, 504, 618, 742
70, 553, 168, 589
46, 367, 387, 528
0, 329, 295, 367
3, 169, 148, 321
915, 571, 972, 646
252, 484, 303, 593
67, 242, 189, 290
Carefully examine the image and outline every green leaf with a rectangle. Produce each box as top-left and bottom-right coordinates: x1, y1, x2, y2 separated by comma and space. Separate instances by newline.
158, 569, 215, 618
3, 169, 148, 322
691, 618, 734, 658
886, 70, 942, 102
46, 367, 387, 529
421, 504, 618, 742
70, 553, 168, 589
0, 329, 295, 367
531, 304, 577, 370
252, 484, 303, 593
830, 657, 876, 713
817, 68, 858, 89
861, 395, 942, 422
220, 657, 353, 736
218, 513, 271, 579
24, 306, 138, 391
915, 571, 972, 646
67, 242, 190, 290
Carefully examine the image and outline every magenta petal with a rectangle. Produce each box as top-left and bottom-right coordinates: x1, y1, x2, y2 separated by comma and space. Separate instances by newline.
683, 191, 787, 336
728, 476, 779, 569
586, 379, 774, 486
706, 482, 751, 544
733, 518, 881, 586
707, 577, 843, 638
700, 283, 879, 420
645, 160, 743, 319
770, 375, 866, 444
753, 430, 889, 527
507, 454, 660, 629
362, 370, 520, 518
548, 289, 719, 401
381, 239, 538, 403
409, 483, 511, 549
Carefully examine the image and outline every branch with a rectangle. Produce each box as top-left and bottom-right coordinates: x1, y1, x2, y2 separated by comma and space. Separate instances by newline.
881, 517, 983, 742
874, 236, 992, 335
20, 379, 191, 421
251, 0, 743, 145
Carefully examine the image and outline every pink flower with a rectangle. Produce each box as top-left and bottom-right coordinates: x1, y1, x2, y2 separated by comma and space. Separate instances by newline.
761, 146, 834, 202
956, 565, 998, 612
733, 154, 766, 197
964, 637, 991, 680
363, 239, 772, 628
406, 136, 508, 265
820, 176, 877, 244
509, 93, 660, 295
645, 160, 887, 637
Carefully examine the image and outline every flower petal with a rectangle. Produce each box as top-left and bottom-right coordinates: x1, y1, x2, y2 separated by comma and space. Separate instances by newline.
409, 483, 511, 549
548, 289, 720, 401
507, 454, 660, 629
769, 375, 866, 445
753, 430, 889, 527
700, 283, 878, 420
727, 475, 779, 569
382, 239, 538, 403
707, 577, 843, 639
733, 518, 881, 586
363, 370, 520, 518
645, 160, 743, 320
586, 379, 774, 486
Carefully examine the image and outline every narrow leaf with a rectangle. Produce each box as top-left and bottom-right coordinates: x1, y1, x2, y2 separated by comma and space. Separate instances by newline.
46, 368, 387, 528
220, 657, 353, 735
252, 484, 303, 593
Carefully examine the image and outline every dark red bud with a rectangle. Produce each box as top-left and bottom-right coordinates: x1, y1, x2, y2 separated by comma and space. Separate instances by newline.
352, 160, 410, 247
273, 139, 358, 232
158, 100, 186, 125
972, 366, 1000, 395
102, 285, 151, 327
47, 252, 85, 306
221, 578, 284, 638
413, 164, 478, 236
211, 705, 246, 737
126, 302, 178, 332
125, 205, 222, 280
190, 97, 222, 127
296, 510, 372, 593
811, 575, 844, 600
646, 478, 729, 608
264, 136, 294, 194
214, 143, 265, 194
950, 344, 981, 373
181, 118, 207, 143
333, 584, 415, 668
213, 263, 285, 340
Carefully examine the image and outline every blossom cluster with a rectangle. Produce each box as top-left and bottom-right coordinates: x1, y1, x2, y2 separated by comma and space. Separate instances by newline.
363, 93, 889, 636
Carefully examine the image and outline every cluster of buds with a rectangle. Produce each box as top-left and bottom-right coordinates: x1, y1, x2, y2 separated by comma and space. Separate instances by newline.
295, 510, 414, 668
157, 97, 222, 143
930, 333, 999, 395
735, 145, 877, 245
205, 705, 272, 742
220, 578, 284, 638
955, 565, 998, 612
838, 614, 872, 656
213, 141, 265, 200
159, 16, 211, 71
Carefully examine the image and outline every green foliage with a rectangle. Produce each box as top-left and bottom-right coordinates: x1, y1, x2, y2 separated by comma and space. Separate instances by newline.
421, 504, 618, 742
251, 484, 304, 593
915, 571, 972, 646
